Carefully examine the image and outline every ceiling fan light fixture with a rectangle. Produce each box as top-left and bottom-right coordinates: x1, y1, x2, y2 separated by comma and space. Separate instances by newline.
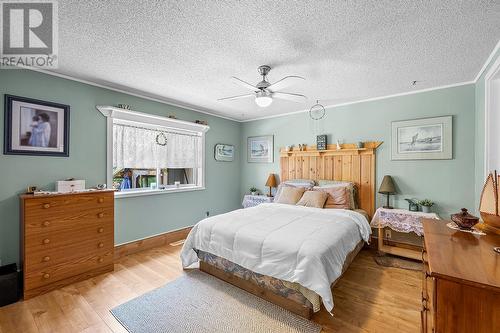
255, 91, 273, 107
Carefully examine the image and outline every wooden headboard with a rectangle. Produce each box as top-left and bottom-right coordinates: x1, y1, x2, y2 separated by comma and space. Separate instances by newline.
279, 142, 382, 217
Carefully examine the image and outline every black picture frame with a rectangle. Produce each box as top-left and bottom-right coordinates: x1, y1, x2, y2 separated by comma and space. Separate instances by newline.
4, 94, 70, 157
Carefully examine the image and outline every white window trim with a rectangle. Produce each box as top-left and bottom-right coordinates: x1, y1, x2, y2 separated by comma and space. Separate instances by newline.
96, 105, 209, 198
484, 56, 500, 178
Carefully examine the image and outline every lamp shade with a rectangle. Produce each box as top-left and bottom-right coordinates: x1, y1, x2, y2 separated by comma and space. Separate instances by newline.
265, 173, 277, 188
378, 175, 396, 194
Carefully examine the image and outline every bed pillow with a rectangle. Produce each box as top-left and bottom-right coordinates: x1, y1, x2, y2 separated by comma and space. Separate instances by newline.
296, 190, 328, 208
317, 180, 357, 209
313, 186, 351, 209
274, 182, 313, 201
274, 186, 306, 205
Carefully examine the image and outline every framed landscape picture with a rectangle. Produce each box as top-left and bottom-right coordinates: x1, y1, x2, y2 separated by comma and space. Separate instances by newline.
391, 116, 452, 160
247, 135, 273, 163
214, 143, 234, 162
4, 95, 70, 156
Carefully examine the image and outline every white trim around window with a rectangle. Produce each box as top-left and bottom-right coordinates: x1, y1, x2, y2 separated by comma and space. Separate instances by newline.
96, 106, 209, 198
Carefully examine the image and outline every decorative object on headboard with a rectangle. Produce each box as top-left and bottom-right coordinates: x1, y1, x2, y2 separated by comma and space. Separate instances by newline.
478, 171, 500, 235
265, 173, 277, 197
379, 175, 396, 209
280, 141, 382, 217
316, 135, 327, 150
336, 140, 341, 150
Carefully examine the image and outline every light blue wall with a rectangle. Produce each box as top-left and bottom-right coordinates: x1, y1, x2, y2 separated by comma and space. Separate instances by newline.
241, 85, 476, 218
0, 70, 242, 266
475, 48, 500, 211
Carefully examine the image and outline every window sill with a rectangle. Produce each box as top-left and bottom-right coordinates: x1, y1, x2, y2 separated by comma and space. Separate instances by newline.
114, 186, 205, 199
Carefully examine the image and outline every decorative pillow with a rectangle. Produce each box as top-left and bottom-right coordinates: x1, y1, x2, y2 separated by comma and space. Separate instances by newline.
274, 186, 306, 205
316, 180, 358, 209
274, 182, 313, 201
296, 191, 328, 208
313, 186, 351, 209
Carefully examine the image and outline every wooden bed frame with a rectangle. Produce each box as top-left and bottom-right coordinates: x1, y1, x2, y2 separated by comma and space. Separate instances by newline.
200, 141, 382, 318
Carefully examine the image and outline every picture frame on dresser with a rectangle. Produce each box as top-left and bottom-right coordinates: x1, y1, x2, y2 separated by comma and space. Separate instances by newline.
4, 94, 70, 157
391, 116, 452, 160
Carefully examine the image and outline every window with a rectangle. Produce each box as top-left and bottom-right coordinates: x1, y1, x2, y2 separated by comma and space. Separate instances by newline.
97, 106, 209, 198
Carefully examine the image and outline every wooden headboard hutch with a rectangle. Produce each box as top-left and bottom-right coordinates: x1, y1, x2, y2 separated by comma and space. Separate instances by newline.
279, 141, 382, 217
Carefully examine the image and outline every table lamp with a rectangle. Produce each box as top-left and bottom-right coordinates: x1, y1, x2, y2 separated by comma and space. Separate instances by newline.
379, 175, 396, 209
265, 173, 277, 197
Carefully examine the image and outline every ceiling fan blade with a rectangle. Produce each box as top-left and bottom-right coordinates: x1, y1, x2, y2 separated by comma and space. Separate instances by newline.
218, 93, 255, 101
231, 76, 258, 91
273, 92, 307, 103
267, 76, 305, 92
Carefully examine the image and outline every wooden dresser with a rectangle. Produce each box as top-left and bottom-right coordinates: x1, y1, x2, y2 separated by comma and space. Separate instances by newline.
20, 190, 115, 299
421, 219, 500, 333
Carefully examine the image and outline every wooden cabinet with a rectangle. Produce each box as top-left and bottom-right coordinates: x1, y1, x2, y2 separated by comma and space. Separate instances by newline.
422, 220, 500, 333
20, 191, 115, 299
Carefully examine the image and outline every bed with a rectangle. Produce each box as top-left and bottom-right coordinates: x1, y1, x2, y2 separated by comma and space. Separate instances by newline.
181, 142, 381, 318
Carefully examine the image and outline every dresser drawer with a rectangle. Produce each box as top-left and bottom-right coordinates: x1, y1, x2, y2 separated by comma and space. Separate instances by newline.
25, 223, 112, 254
24, 207, 113, 236
24, 250, 113, 290
24, 193, 113, 220
25, 234, 113, 273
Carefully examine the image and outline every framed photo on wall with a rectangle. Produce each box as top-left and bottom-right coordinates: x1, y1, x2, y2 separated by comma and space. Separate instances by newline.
4, 95, 70, 156
391, 116, 452, 160
214, 143, 234, 162
248, 135, 273, 163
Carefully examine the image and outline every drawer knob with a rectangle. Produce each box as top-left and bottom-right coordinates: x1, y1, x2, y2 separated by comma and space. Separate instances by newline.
43, 203, 50, 209
43, 273, 50, 279
43, 256, 50, 262
43, 238, 50, 244
97, 257, 104, 263
98, 242, 104, 248
98, 198, 104, 203
98, 227, 104, 233
42, 221, 50, 227
97, 212, 104, 218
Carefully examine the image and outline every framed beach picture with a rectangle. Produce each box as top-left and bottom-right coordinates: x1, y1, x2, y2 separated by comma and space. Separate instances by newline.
214, 143, 234, 162
248, 135, 273, 163
4, 95, 70, 156
391, 116, 452, 160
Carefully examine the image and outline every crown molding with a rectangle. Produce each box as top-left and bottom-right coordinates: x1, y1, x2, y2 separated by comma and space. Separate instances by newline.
241, 81, 475, 122
474, 39, 500, 83
24, 67, 240, 122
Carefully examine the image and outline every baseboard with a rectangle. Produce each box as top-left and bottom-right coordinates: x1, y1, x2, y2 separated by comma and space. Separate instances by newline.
114, 227, 192, 260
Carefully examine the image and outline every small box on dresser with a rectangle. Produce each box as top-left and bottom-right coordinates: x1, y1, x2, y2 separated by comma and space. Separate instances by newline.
20, 190, 115, 299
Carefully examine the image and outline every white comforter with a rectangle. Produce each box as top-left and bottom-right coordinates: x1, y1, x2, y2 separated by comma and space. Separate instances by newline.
180, 203, 371, 312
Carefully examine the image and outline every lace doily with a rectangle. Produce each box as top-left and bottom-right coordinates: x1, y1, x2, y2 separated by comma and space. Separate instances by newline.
446, 222, 486, 235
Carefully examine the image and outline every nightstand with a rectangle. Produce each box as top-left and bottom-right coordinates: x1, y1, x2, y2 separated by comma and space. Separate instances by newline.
242, 194, 273, 208
370, 207, 439, 260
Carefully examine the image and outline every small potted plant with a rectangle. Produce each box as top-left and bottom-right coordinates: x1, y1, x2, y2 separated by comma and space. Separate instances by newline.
249, 187, 258, 196
418, 199, 434, 213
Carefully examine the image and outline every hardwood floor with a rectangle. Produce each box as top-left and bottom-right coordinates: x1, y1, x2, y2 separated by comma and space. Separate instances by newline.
0, 245, 421, 333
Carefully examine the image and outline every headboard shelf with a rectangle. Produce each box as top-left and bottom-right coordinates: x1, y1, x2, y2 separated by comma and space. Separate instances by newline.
279, 141, 382, 217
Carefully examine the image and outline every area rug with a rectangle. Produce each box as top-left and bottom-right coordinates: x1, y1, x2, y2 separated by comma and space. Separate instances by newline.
110, 270, 321, 333
374, 254, 423, 271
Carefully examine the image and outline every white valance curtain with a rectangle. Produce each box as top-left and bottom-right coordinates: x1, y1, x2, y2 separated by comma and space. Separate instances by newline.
113, 123, 201, 169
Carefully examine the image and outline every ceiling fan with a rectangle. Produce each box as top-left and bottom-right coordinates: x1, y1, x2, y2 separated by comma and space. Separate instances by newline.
218, 65, 307, 107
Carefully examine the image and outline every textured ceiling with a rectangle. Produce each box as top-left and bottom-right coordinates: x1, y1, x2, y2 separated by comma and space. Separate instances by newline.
53, 0, 500, 121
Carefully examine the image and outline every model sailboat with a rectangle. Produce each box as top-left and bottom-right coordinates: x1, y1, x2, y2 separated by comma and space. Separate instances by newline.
479, 171, 500, 234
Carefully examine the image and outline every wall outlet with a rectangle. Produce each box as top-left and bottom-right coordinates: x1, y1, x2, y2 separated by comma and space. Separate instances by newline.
384, 229, 392, 239
205, 211, 210, 217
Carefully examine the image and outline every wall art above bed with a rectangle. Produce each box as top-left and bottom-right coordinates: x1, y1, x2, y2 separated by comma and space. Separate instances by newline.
248, 135, 273, 163
391, 116, 452, 160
